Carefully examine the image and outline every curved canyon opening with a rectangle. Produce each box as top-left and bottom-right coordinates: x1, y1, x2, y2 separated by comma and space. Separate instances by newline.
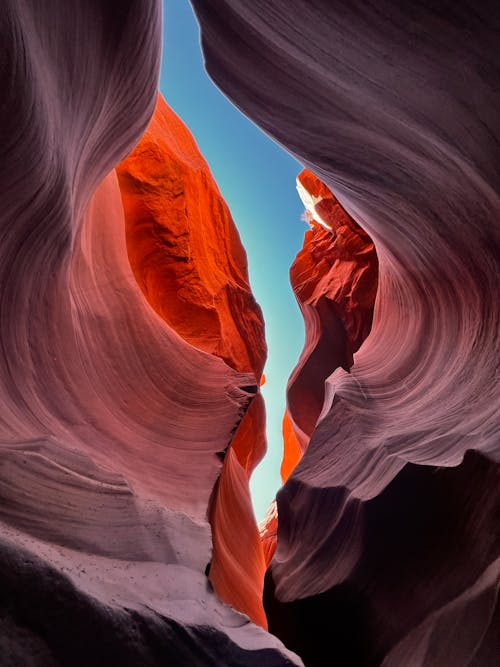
158, 0, 378, 634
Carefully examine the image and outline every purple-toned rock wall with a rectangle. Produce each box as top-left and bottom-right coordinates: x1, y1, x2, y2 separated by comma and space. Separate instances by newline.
192, 1, 500, 664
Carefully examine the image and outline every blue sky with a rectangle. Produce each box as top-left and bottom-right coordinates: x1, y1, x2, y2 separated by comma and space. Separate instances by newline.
161, 0, 305, 521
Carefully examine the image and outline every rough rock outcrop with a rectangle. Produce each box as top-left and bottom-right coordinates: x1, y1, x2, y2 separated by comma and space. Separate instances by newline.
116, 94, 266, 378
192, 1, 500, 665
0, 1, 299, 663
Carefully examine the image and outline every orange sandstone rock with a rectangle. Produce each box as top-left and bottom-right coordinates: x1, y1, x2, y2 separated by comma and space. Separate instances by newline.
230, 393, 267, 476
209, 394, 268, 626
294, 169, 378, 363
117, 95, 267, 627
261, 170, 378, 563
280, 411, 302, 483
116, 94, 266, 378
209, 446, 268, 628
286, 169, 378, 447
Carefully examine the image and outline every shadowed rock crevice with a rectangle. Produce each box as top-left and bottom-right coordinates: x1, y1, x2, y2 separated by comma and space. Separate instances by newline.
265, 451, 499, 666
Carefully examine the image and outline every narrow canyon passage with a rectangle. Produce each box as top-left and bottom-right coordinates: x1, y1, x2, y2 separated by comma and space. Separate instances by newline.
161, 0, 306, 524
1, 1, 498, 666
113, 85, 380, 629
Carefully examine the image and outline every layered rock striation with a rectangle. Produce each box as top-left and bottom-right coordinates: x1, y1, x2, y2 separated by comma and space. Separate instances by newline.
116, 93, 269, 628
192, 1, 500, 665
0, 1, 299, 663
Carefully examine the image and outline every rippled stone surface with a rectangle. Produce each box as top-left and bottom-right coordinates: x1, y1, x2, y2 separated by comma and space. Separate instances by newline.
0, 2, 301, 663
192, 1, 500, 664
117, 93, 269, 627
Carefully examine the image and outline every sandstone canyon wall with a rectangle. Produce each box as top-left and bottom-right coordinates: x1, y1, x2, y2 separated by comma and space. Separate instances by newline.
192, 1, 500, 665
0, 1, 300, 664
260, 169, 378, 567
2, 0, 499, 665
116, 92, 269, 629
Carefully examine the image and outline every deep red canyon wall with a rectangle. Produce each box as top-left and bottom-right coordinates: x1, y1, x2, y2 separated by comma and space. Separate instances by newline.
116, 96, 268, 627
262, 169, 378, 566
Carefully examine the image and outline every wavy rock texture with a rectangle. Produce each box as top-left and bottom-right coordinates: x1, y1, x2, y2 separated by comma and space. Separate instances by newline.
0, 1, 300, 663
192, 1, 500, 665
208, 393, 269, 628
287, 169, 378, 449
116, 93, 268, 628
261, 170, 377, 566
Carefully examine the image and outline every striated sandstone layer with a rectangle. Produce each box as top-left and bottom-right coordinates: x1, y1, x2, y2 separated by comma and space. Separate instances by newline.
261, 170, 377, 566
0, 1, 300, 663
287, 169, 378, 450
193, 1, 500, 665
117, 93, 268, 628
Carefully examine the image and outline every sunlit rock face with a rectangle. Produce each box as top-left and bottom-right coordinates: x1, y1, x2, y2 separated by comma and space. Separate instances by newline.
260, 170, 377, 567
116, 94, 266, 379
192, 1, 500, 665
288, 169, 378, 449
116, 94, 268, 628
0, 1, 300, 663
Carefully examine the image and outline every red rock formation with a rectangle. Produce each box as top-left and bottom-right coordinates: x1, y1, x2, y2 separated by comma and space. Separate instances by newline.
280, 411, 301, 484
209, 445, 268, 629
116, 94, 266, 378
283, 167, 378, 478
259, 501, 279, 566
287, 169, 378, 449
116, 94, 268, 627
261, 169, 377, 567
295, 169, 378, 361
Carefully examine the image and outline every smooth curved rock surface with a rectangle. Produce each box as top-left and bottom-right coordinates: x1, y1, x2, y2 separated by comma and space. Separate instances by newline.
264, 451, 499, 666
287, 169, 378, 448
208, 393, 268, 629
279, 411, 301, 485
192, 1, 500, 664
0, 524, 301, 667
117, 93, 268, 627
0, 1, 299, 663
209, 441, 268, 629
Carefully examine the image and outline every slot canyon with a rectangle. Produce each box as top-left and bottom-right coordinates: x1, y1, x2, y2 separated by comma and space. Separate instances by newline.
0, 1, 498, 666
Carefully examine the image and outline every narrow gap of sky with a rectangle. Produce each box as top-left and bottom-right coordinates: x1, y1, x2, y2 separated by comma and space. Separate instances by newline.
161, 0, 305, 521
